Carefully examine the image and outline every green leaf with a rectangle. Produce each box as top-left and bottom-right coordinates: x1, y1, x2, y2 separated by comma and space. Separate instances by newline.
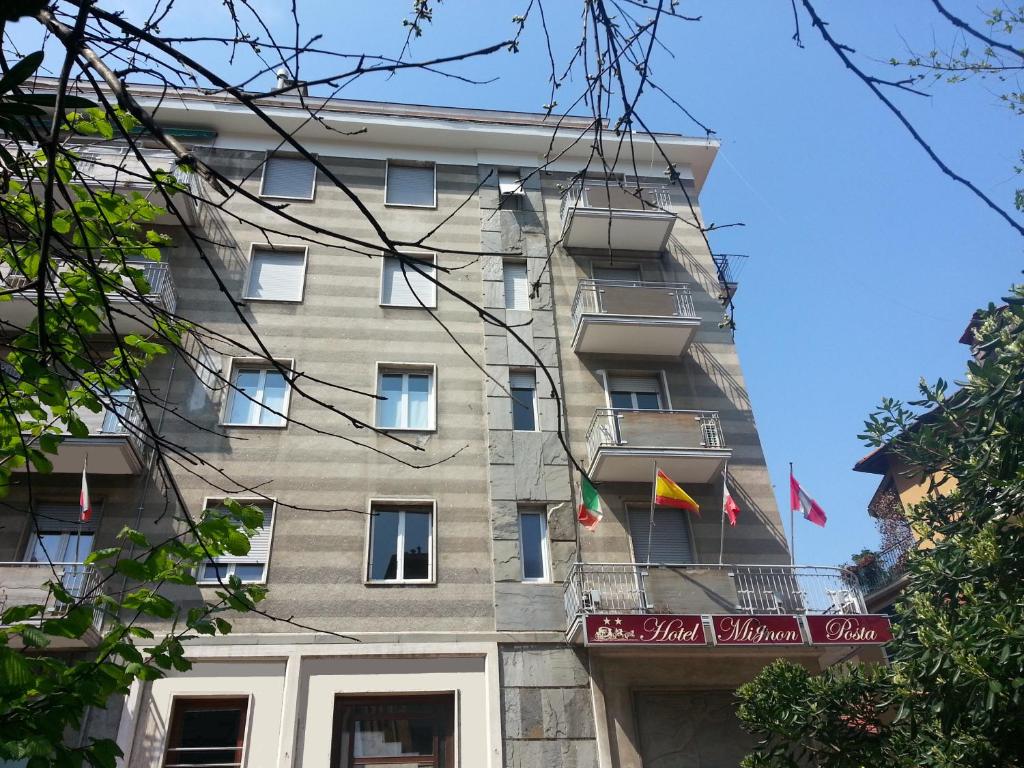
0, 51, 44, 93
0, 646, 34, 686
2, 603, 43, 624
19, 625, 50, 648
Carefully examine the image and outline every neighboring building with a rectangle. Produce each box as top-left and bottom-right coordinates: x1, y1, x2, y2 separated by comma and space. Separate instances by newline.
0, 81, 890, 767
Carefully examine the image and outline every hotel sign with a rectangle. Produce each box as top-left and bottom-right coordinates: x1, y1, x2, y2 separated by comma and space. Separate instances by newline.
805, 615, 893, 644
582, 613, 893, 647
711, 615, 803, 645
585, 614, 705, 645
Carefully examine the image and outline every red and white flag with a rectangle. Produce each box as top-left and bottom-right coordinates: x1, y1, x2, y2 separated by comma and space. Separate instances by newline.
723, 479, 740, 527
790, 470, 826, 527
79, 458, 92, 523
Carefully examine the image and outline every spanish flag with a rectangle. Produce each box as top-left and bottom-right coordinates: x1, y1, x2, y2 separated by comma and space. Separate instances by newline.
654, 468, 699, 515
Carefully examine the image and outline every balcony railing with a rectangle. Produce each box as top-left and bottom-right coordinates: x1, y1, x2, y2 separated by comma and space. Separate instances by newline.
559, 179, 676, 251
570, 279, 699, 355
564, 562, 868, 633
855, 539, 915, 595
0, 259, 177, 331
0, 562, 100, 619
69, 143, 192, 189
587, 408, 724, 455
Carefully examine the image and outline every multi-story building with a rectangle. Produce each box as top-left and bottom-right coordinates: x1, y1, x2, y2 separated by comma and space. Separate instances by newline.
0, 83, 891, 767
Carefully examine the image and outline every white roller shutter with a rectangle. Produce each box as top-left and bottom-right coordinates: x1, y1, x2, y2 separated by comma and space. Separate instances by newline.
245, 248, 306, 301
261, 156, 316, 199
509, 371, 536, 390
217, 504, 273, 565
36, 503, 100, 531
607, 375, 661, 393
381, 256, 436, 307
503, 262, 529, 310
498, 171, 524, 196
628, 506, 694, 564
386, 162, 435, 206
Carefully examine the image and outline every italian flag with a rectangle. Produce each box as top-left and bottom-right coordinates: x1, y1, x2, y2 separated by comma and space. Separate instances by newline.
80, 458, 92, 523
578, 476, 602, 530
655, 468, 700, 515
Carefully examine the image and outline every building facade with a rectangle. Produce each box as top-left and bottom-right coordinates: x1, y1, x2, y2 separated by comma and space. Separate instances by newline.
0, 86, 888, 767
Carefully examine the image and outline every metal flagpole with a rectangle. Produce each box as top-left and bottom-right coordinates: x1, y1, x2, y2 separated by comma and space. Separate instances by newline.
646, 462, 657, 564
718, 461, 728, 565
789, 462, 796, 565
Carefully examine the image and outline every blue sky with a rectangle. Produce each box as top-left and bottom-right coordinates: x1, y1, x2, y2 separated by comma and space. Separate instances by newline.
11, 1, 1021, 566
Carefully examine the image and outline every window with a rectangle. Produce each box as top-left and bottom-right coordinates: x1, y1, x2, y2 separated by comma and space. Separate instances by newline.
385, 161, 436, 207
366, 503, 433, 583
519, 507, 549, 582
627, 503, 694, 564
607, 374, 663, 411
244, 246, 307, 302
510, 370, 537, 431
260, 154, 315, 199
224, 362, 291, 426
198, 500, 274, 584
24, 504, 98, 563
380, 254, 436, 308
498, 170, 524, 197
164, 697, 249, 768
503, 261, 529, 310
376, 367, 434, 431
332, 695, 454, 768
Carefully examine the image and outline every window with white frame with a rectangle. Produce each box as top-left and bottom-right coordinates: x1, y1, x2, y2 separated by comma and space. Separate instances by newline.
385, 161, 436, 207
224, 361, 291, 426
503, 261, 529, 310
260, 154, 316, 199
607, 373, 663, 411
24, 503, 99, 564
367, 502, 433, 582
380, 254, 436, 307
244, 246, 307, 302
198, 500, 274, 584
510, 370, 537, 431
163, 697, 250, 768
518, 506, 550, 582
376, 367, 434, 430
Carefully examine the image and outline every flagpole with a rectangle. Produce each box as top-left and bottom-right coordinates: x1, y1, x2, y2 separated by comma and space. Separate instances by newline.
646, 462, 657, 564
718, 461, 728, 565
789, 462, 796, 565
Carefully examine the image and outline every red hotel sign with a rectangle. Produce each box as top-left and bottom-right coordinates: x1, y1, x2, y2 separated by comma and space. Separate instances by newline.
585, 614, 705, 645
711, 615, 804, 645
806, 615, 893, 644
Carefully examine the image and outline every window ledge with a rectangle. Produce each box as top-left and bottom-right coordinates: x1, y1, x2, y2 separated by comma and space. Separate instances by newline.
242, 296, 304, 304
258, 194, 315, 202
375, 427, 437, 434
379, 302, 438, 310
364, 580, 437, 587
220, 422, 289, 429
384, 202, 438, 210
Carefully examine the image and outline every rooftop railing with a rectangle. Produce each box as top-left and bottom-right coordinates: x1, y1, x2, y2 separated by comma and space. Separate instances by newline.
560, 178, 673, 220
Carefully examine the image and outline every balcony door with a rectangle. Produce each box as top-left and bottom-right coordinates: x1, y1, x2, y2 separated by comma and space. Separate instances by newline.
607, 374, 663, 411
24, 504, 98, 598
627, 503, 694, 565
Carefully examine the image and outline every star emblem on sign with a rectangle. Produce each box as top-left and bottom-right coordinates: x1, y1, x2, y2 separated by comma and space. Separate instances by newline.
614, 618, 622, 625
603, 617, 611, 625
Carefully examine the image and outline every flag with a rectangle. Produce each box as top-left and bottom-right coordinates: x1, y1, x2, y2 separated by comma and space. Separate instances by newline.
79, 459, 92, 523
654, 468, 699, 515
723, 479, 740, 527
790, 470, 826, 527
578, 475, 602, 530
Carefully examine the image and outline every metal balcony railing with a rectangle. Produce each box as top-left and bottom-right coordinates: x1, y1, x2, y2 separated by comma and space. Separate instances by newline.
855, 539, 916, 595
559, 178, 673, 222
69, 143, 192, 188
586, 408, 725, 459
570, 279, 696, 327
0, 259, 177, 316
564, 562, 868, 633
0, 562, 100, 619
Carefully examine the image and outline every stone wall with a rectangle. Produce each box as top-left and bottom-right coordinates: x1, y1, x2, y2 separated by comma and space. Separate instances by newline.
499, 644, 598, 768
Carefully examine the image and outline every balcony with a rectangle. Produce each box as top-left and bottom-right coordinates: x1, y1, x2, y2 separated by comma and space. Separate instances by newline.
570, 279, 699, 356
564, 562, 869, 641
0, 260, 177, 337
855, 539, 915, 611
4, 141, 197, 225
0, 562, 102, 646
16, 396, 148, 475
585, 408, 730, 483
559, 179, 676, 251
